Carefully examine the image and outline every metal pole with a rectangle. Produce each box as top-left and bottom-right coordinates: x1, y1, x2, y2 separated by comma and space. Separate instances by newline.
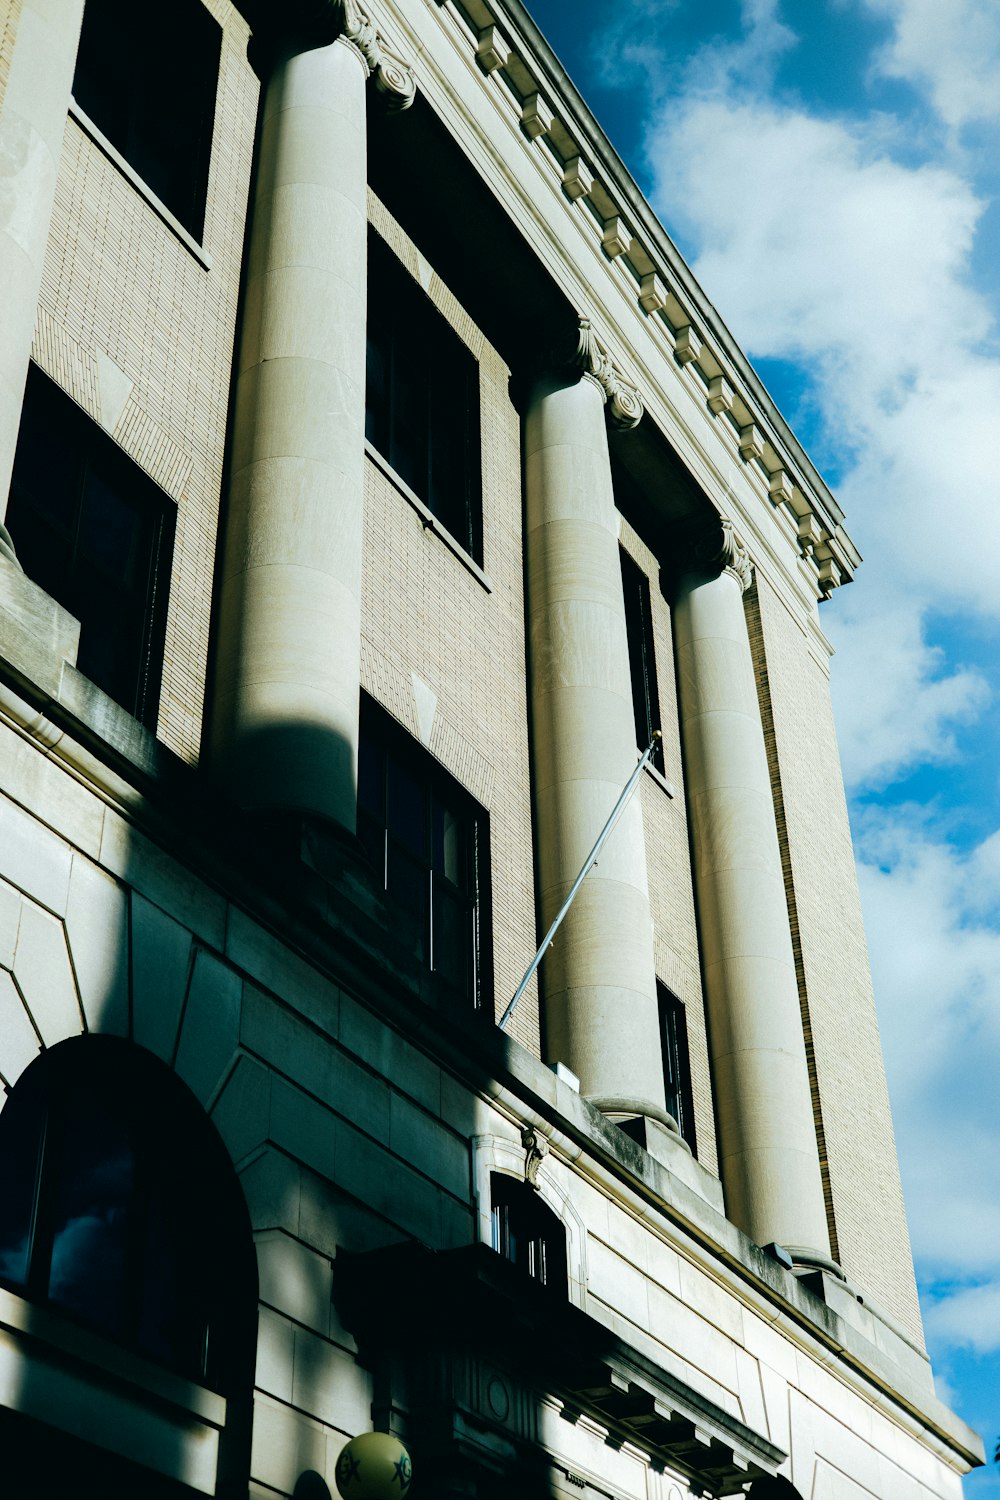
499, 732, 661, 1032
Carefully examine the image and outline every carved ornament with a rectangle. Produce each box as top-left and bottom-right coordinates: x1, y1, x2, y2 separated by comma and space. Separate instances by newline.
336, 0, 415, 109
549, 317, 644, 430
689, 517, 753, 594
520, 1125, 549, 1188
249, 0, 415, 108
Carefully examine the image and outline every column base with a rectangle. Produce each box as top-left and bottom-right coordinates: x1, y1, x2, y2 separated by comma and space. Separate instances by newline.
778, 1244, 847, 1280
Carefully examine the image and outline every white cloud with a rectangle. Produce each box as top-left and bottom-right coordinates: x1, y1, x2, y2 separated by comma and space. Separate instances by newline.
924, 1282, 1000, 1355
854, 811, 1000, 1276
827, 598, 989, 789
860, 0, 1000, 129
632, 6, 1000, 774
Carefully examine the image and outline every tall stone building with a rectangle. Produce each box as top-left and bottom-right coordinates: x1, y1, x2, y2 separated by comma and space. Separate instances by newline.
0, 0, 984, 1496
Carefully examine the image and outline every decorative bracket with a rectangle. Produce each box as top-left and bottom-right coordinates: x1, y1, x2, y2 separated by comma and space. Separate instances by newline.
549, 317, 644, 430
520, 1125, 549, 1189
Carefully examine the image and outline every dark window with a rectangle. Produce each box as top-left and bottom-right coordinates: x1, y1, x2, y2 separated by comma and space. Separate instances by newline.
7, 365, 174, 726
0, 1038, 255, 1394
620, 548, 664, 773
490, 1173, 567, 1293
358, 697, 492, 1012
366, 233, 482, 560
73, 0, 221, 240
659, 984, 696, 1154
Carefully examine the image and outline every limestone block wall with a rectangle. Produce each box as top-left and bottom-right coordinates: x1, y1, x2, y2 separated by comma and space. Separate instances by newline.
361, 191, 539, 1053
30, 0, 256, 763
0, 710, 963, 1500
747, 571, 923, 1343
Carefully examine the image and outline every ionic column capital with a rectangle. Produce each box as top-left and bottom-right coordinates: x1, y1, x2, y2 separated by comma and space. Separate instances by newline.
686, 516, 754, 594
547, 317, 644, 430
336, 0, 416, 108
248, 0, 416, 107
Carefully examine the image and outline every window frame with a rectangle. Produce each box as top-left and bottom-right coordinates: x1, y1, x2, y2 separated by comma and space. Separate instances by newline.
620, 547, 664, 774
6, 365, 175, 727
357, 696, 493, 1015
0, 1038, 256, 1396
658, 983, 697, 1155
71, 0, 221, 244
365, 231, 483, 564
489, 1172, 568, 1295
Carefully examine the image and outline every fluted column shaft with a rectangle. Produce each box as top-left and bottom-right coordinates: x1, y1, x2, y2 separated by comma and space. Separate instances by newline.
213, 33, 371, 831
673, 537, 830, 1261
0, 0, 85, 542
524, 363, 666, 1120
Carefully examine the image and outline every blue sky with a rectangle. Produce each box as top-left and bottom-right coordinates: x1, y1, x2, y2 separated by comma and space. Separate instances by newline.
525, 0, 1000, 1488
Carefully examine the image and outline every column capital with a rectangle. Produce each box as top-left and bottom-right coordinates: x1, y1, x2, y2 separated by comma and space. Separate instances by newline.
686, 516, 753, 594
337, 0, 416, 109
547, 317, 644, 430
247, 0, 416, 108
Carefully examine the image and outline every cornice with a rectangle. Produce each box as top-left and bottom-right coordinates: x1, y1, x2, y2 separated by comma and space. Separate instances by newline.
435, 0, 859, 597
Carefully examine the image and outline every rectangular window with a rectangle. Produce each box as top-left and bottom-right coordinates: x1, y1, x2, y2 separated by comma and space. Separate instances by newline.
658, 984, 696, 1155
7, 366, 175, 727
366, 233, 483, 561
73, 0, 221, 241
620, 548, 664, 773
357, 697, 492, 1013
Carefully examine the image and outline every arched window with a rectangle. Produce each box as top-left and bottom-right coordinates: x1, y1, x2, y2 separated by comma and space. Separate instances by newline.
490, 1173, 567, 1294
0, 1037, 255, 1393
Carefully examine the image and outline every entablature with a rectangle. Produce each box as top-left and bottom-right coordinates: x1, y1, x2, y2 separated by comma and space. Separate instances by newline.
372, 0, 860, 606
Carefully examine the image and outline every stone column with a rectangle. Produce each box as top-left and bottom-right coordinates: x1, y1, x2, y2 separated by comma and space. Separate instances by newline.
212, 1, 413, 832
524, 320, 668, 1125
0, 0, 86, 557
673, 522, 832, 1265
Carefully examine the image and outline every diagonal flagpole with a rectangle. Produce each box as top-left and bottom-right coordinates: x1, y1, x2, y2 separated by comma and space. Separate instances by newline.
499, 732, 662, 1033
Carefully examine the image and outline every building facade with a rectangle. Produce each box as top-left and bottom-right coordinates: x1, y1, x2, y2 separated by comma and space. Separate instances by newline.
0, 0, 984, 1497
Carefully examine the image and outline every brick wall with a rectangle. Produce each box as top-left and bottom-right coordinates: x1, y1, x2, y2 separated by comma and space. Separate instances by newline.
362, 190, 539, 1052
748, 570, 923, 1342
33, 0, 256, 763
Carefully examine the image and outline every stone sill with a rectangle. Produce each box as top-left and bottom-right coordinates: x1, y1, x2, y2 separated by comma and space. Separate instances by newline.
365, 441, 493, 592
0, 1286, 226, 1426
643, 758, 675, 798
68, 99, 213, 271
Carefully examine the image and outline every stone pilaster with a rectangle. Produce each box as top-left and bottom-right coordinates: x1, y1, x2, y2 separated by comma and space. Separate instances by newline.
212, 2, 413, 833
524, 318, 669, 1126
673, 520, 832, 1265
0, 0, 86, 545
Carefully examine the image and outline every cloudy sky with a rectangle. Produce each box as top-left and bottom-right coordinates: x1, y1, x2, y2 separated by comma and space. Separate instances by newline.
524, 0, 1000, 1487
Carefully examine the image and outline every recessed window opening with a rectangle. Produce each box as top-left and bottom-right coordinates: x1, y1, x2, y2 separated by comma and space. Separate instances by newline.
490, 1173, 567, 1294
366, 232, 483, 561
0, 1038, 254, 1394
658, 983, 697, 1155
358, 696, 492, 1012
72, 0, 221, 240
7, 365, 174, 727
620, 548, 664, 773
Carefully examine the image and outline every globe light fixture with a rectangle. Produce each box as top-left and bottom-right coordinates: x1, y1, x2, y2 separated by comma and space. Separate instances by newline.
334, 1432, 413, 1500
